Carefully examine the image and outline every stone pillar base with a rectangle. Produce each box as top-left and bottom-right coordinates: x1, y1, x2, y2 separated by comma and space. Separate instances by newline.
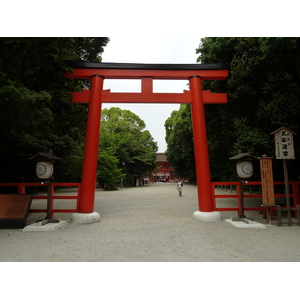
192, 211, 221, 222
70, 212, 100, 224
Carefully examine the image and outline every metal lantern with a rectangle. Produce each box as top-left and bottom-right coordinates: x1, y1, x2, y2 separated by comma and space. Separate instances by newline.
36, 161, 54, 179
229, 150, 257, 179
29, 152, 61, 222
229, 150, 257, 220
236, 161, 253, 178
29, 152, 61, 180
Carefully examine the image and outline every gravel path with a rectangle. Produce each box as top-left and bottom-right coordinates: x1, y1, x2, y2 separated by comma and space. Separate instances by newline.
1, 183, 300, 262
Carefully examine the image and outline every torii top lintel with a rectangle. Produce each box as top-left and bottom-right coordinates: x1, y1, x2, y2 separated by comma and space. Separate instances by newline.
65, 61, 229, 104
65, 61, 229, 80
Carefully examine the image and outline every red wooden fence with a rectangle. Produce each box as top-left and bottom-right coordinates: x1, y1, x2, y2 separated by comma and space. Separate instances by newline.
1, 181, 299, 219
211, 181, 300, 218
0, 182, 80, 217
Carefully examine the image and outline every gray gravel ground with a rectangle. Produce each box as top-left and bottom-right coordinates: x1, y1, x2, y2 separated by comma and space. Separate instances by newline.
1, 182, 300, 262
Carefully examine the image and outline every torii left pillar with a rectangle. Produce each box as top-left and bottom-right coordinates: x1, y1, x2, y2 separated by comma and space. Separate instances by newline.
70, 75, 103, 224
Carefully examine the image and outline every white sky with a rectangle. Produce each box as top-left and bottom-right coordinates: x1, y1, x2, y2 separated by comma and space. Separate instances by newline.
100, 37, 201, 152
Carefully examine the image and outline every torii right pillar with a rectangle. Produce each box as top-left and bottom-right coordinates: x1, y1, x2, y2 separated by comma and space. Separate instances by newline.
189, 75, 222, 221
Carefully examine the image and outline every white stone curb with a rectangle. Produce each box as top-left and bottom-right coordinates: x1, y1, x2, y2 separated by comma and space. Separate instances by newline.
192, 210, 222, 222
70, 212, 101, 224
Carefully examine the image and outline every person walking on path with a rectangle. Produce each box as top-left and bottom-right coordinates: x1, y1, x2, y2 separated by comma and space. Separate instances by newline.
177, 180, 183, 197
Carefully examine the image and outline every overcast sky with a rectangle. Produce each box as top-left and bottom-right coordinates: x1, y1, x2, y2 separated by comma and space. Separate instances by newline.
100, 37, 201, 152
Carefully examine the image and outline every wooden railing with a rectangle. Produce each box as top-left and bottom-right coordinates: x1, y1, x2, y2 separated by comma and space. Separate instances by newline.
212, 181, 300, 218
0, 182, 80, 217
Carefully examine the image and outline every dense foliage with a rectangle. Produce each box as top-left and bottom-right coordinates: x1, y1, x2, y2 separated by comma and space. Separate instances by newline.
0, 37, 109, 182
165, 37, 300, 181
98, 107, 158, 190
165, 104, 195, 181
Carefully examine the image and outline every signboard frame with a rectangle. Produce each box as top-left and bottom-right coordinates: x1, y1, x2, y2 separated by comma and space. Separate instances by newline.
271, 127, 297, 225
271, 127, 296, 160
259, 157, 275, 206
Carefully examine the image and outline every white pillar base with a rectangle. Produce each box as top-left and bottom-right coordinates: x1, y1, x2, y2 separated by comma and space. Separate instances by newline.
70, 212, 100, 224
192, 210, 221, 222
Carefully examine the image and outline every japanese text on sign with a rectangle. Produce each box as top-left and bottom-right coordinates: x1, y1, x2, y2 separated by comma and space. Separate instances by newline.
274, 129, 295, 159
260, 158, 275, 205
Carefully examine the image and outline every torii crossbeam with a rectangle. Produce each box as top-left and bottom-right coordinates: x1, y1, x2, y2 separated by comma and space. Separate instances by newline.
65, 62, 229, 223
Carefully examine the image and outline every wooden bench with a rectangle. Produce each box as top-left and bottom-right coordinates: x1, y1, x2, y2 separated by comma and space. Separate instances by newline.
0, 194, 33, 228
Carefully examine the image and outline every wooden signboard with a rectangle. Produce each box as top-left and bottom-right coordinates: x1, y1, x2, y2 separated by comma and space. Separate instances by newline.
0, 194, 33, 228
271, 127, 297, 225
259, 158, 275, 205
272, 127, 296, 159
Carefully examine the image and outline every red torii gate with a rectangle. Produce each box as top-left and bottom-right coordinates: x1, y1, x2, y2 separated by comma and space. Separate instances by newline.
65, 62, 229, 223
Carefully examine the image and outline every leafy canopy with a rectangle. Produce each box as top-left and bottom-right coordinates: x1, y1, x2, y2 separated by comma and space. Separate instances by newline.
98, 107, 158, 189
165, 104, 195, 181
165, 37, 300, 181
0, 37, 109, 182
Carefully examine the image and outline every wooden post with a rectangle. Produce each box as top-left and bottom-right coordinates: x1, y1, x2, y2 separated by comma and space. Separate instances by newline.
79, 75, 104, 213
189, 75, 214, 212
283, 160, 292, 226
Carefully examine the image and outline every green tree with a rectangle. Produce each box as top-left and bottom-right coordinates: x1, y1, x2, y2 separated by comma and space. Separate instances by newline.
202, 37, 300, 180
165, 37, 300, 181
165, 104, 195, 181
98, 107, 158, 188
97, 150, 123, 190
0, 37, 109, 182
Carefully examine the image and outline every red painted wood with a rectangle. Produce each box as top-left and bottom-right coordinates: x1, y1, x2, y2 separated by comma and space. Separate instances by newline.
65, 68, 229, 81
79, 75, 104, 213
189, 76, 214, 212
70, 89, 227, 104
64, 64, 229, 216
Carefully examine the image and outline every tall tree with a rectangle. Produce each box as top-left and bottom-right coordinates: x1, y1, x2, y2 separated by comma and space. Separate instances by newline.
202, 37, 300, 180
0, 37, 109, 182
165, 104, 195, 181
165, 37, 300, 181
98, 107, 158, 189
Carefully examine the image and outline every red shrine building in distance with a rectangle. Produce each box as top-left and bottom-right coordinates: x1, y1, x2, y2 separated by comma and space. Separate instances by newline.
150, 153, 188, 183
